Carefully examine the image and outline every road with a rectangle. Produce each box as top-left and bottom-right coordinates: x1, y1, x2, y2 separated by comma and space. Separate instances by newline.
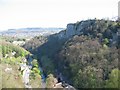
22, 62, 31, 88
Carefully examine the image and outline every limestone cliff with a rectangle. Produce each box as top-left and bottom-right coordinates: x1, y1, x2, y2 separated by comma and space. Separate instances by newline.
56, 19, 96, 39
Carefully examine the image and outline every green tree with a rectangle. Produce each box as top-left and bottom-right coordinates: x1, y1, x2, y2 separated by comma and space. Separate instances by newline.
41, 56, 55, 75
105, 69, 120, 88
2, 46, 7, 57
103, 38, 109, 45
32, 59, 39, 68
73, 66, 99, 88
46, 74, 56, 88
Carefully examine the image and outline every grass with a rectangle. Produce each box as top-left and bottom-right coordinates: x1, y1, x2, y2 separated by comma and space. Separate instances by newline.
0, 64, 2, 90
1, 56, 43, 88
29, 73, 41, 88
0, 62, 24, 88
0, 43, 42, 88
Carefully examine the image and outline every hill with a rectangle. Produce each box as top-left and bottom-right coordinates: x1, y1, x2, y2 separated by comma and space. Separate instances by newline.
0, 27, 64, 38
23, 19, 120, 88
0, 41, 42, 88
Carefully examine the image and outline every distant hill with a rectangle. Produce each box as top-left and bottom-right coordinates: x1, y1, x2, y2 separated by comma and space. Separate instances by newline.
0, 27, 65, 38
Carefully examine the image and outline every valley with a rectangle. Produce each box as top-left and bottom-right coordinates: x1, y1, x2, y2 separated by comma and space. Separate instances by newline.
0, 19, 120, 89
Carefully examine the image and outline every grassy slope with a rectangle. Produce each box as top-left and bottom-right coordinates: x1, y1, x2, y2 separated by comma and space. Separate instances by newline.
1, 63, 24, 88
0, 40, 42, 88
0, 40, 26, 88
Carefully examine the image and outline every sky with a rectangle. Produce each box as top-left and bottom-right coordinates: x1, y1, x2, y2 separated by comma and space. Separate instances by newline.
0, 0, 119, 31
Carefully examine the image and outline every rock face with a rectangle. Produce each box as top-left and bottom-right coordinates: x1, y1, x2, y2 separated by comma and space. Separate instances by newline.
55, 24, 75, 39
56, 30, 66, 39
66, 23, 76, 37
55, 20, 96, 39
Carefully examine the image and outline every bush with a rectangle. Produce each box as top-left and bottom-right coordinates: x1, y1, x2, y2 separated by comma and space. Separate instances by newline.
32, 67, 40, 74
105, 69, 120, 88
32, 59, 38, 67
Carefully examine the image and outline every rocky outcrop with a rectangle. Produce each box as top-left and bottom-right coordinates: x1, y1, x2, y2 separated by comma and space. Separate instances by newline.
55, 23, 76, 39
55, 19, 96, 39
66, 23, 76, 37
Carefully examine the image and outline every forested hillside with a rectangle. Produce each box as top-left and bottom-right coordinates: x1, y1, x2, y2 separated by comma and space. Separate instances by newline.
24, 19, 120, 88
56, 35, 119, 88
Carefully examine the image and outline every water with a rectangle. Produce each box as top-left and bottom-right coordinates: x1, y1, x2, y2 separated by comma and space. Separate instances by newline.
38, 67, 46, 88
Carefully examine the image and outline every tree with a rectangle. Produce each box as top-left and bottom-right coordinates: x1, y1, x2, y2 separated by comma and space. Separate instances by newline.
105, 69, 120, 88
32, 59, 39, 68
46, 74, 57, 88
2, 46, 7, 57
41, 56, 55, 75
103, 38, 109, 45
73, 66, 99, 88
